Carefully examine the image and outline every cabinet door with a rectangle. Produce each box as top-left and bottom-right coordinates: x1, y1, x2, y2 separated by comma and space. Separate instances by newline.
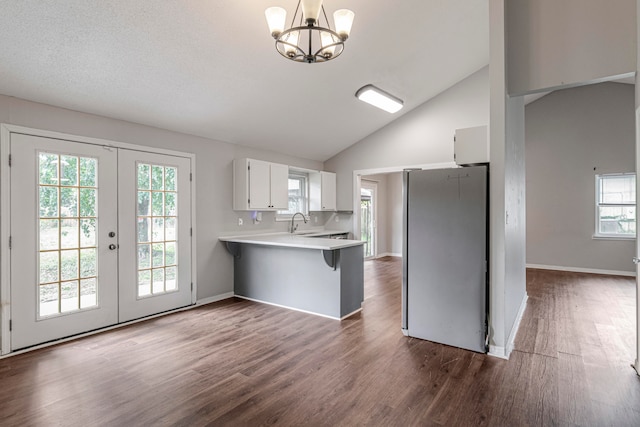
269, 163, 289, 210
321, 172, 337, 211
248, 159, 271, 209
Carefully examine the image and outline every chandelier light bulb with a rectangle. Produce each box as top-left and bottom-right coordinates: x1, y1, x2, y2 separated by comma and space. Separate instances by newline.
320, 32, 336, 58
284, 31, 300, 57
301, 0, 324, 25
333, 9, 355, 40
265, 7, 287, 37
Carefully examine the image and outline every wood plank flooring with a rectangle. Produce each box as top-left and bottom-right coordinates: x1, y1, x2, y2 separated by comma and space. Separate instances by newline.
0, 259, 638, 426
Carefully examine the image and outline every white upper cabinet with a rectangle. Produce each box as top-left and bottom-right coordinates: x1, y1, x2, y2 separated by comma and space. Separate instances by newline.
233, 158, 289, 210
268, 162, 289, 209
310, 171, 337, 211
454, 125, 489, 165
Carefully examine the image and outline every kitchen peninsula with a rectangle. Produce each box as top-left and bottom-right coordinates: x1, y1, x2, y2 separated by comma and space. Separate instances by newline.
219, 233, 364, 320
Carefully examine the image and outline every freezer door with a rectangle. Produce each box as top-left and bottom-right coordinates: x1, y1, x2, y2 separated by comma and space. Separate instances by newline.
405, 166, 487, 353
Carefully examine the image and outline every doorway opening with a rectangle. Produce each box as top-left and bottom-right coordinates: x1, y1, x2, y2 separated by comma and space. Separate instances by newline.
360, 180, 377, 259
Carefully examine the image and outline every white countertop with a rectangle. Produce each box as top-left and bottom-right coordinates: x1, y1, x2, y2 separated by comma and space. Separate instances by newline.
219, 232, 364, 250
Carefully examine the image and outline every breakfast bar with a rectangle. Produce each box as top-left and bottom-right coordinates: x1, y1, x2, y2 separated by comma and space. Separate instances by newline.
219, 233, 364, 320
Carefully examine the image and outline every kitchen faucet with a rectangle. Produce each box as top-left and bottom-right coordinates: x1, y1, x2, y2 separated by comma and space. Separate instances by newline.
290, 212, 308, 233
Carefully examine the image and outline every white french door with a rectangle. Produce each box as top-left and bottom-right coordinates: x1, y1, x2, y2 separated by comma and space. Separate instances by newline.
117, 149, 192, 322
11, 134, 119, 349
9, 133, 192, 351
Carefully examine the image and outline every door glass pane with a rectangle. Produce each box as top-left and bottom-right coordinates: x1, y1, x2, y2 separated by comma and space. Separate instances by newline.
80, 219, 96, 247
60, 156, 78, 186
138, 270, 151, 297
136, 163, 179, 297
39, 187, 58, 217
80, 278, 97, 308
60, 249, 79, 281
38, 152, 99, 318
60, 219, 79, 249
61, 280, 79, 313
40, 219, 59, 250
79, 157, 97, 187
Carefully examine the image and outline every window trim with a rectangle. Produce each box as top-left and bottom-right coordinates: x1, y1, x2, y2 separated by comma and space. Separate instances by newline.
593, 172, 636, 240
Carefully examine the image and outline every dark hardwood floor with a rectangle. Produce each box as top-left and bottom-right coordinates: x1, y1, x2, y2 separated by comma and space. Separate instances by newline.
1, 258, 638, 426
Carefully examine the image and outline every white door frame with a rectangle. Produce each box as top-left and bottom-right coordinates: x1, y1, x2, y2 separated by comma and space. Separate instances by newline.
360, 179, 378, 259
0, 124, 198, 355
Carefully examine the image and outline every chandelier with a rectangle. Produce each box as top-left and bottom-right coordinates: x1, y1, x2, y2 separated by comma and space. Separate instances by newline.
265, 0, 355, 63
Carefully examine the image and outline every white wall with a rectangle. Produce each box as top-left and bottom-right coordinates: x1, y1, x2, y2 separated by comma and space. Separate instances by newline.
526, 82, 636, 273
0, 95, 323, 301
325, 66, 489, 210
507, 0, 636, 95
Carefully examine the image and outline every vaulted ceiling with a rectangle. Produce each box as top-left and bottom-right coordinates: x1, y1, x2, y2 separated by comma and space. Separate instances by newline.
0, 1, 489, 161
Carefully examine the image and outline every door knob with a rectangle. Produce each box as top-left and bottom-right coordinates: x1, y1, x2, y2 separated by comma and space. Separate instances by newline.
633, 257, 639, 265
109, 244, 117, 250
109, 232, 116, 238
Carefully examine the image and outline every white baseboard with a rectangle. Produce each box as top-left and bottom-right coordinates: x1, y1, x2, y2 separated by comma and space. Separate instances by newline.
488, 292, 528, 360
506, 293, 528, 357
234, 295, 359, 321
488, 346, 508, 359
196, 292, 234, 306
376, 252, 402, 258
526, 263, 635, 277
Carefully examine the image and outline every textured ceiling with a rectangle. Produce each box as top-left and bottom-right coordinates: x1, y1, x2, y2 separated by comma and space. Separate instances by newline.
0, 1, 489, 161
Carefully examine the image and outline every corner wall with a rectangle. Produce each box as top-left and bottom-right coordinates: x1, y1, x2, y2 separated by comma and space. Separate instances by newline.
526, 83, 636, 274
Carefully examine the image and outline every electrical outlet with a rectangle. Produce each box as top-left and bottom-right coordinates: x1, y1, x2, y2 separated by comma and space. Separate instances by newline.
238, 218, 243, 226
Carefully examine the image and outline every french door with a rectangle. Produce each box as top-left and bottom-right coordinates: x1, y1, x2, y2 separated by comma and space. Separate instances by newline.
9, 133, 192, 350
117, 149, 192, 322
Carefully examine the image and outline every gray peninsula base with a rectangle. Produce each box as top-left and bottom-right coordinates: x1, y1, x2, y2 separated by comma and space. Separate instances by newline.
232, 244, 364, 319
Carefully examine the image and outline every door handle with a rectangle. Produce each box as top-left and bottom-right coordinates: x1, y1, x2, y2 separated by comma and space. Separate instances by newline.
109, 231, 116, 238
633, 257, 639, 265
109, 244, 117, 250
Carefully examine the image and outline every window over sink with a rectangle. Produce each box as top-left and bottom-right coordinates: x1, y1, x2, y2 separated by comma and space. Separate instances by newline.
277, 171, 309, 219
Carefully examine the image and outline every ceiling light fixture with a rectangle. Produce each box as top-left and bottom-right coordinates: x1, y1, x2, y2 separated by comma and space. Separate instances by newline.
265, 0, 355, 63
355, 85, 404, 113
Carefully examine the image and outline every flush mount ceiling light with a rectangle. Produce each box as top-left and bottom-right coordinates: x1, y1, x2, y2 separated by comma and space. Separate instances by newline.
265, 0, 355, 63
355, 85, 404, 113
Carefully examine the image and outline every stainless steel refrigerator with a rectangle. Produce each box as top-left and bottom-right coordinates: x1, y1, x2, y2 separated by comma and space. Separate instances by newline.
402, 166, 488, 353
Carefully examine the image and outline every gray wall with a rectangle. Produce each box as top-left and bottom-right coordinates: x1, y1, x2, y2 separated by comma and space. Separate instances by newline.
507, 0, 636, 95
526, 82, 636, 273
0, 95, 323, 301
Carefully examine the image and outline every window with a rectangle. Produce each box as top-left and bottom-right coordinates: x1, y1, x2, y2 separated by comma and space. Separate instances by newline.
278, 171, 309, 217
595, 173, 636, 238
